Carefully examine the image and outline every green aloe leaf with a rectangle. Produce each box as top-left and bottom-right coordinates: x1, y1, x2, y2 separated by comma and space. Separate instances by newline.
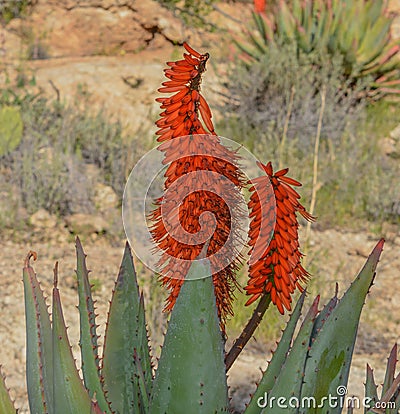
248, 31, 268, 55
277, 0, 296, 40
314, 3, 332, 50
149, 259, 228, 414
301, 0, 314, 41
0, 367, 16, 414
260, 296, 320, 414
23, 252, 54, 414
382, 344, 398, 396
364, 364, 378, 412
291, 0, 302, 20
52, 265, 94, 414
233, 38, 262, 61
356, 19, 392, 69
244, 291, 306, 414
75, 237, 110, 413
366, 0, 384, 26
102, 243, 152, 414
253, 12, 267, 45
310, 285, 338, 340
296, 24, 312, 53
299, 239, 385, 414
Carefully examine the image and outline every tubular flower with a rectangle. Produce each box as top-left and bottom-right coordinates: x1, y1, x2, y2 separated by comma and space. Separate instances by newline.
149, 43, 245, 327
254, 0, 266, 14
245, 161, 315, 314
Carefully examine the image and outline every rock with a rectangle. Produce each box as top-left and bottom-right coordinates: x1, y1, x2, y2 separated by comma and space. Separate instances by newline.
65, 213, 110, 235
390, 123, 400, 141
390, 0, 400, 39
0, 24, 22, 61
156, 16, 184, 43
347, 247, 370, 258
94, 183, 119, 212
380, 137, 399, 157
24, 0, 181, 58
30, 208, 58, 228
84, 163, 102, 183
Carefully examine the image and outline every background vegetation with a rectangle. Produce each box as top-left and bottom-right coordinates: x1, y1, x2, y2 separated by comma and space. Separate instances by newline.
218, 0, 400, 230
0, 84, 145, 230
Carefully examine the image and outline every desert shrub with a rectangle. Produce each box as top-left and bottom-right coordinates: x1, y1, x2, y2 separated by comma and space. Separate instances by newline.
0, 95, 144, 221
218, 42, 400, 227
0, 0, 36, 23
0, 0, 33, 23
220, 42, 368, 158
156, 0, 217, 28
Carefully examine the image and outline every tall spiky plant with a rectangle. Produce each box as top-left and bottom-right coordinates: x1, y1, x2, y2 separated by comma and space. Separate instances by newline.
236, 0, 400, 99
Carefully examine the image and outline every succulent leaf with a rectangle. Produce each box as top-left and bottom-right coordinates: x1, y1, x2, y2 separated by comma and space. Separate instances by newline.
133, 349, 150, 414
253, 12, 267, 45
0, 367, 16, 414
149, 259, 228, 414
382, 344, 398, 396
310, 284, 339, 340
276, 0, 296, 40
52, 265, 94, 414
233, 38, 262, 62
244, 290, 306, 414
102, 243, 152, 414
260, 296, 320, 414
364, 364, 379, 412
299, 239, 384, 413
23, 252, 54, 414
75, 237, 111, 413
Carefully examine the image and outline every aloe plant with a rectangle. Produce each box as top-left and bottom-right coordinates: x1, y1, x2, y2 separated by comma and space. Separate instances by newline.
236, 0, 400, 99
0, 237, 397, 414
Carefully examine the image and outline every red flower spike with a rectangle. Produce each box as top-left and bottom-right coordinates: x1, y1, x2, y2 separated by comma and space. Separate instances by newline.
149, 44, 245, 329
246, 162, 315, 314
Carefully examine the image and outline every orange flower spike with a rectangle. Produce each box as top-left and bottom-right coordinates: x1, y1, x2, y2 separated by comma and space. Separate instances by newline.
246, 162, 315, 313
150, 43, 245, 328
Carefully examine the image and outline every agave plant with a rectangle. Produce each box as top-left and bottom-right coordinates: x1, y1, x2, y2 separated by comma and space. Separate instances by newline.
0, 43, 399, 414
236, 0, 400, 99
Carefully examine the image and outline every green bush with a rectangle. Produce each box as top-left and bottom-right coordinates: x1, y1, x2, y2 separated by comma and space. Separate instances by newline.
156, 0, 217, 28
0, 0, 36, 23
0, 95, 145, 222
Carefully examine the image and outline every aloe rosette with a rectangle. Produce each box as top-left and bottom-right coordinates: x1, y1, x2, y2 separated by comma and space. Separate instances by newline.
236, 0, 400, 98
0, 236, 395, 413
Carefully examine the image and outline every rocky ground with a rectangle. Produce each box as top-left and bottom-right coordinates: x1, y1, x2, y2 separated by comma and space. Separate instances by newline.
0, 1, 400, 413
